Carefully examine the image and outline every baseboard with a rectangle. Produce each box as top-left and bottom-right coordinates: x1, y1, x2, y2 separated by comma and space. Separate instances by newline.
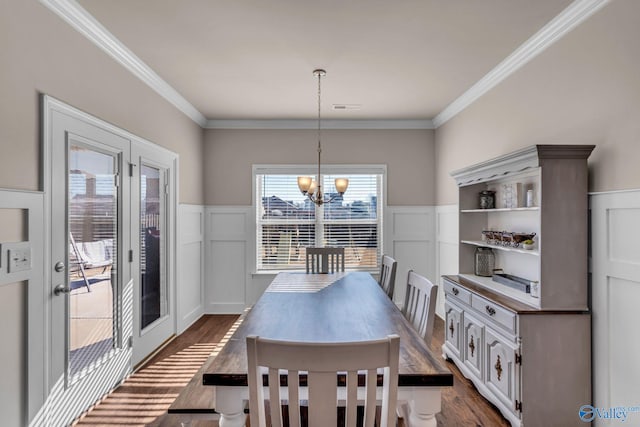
206, 302, 247, 315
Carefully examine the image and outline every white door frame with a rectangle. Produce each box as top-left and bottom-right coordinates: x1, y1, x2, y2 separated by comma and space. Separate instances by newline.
43, 96, 132, 426
40, 95, 179, 425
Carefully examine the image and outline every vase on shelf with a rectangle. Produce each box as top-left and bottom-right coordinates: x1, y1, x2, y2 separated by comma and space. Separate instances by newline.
479, 190, 495, 209
475, 247, 495, 277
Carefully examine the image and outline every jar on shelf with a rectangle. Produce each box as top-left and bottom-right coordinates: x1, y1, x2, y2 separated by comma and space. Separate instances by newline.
475, 247, 495, 277
479, 190, 496, 209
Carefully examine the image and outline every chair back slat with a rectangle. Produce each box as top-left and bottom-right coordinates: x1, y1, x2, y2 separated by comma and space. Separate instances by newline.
246, 335, 400, 427
268, 368, 283, 426
345, 370, 358, 426
379, 255, 397, 299
364, 368, 377, 427
305, 247, 345, 273
308, 371, 337, 427
402, 270, 438, 344
288, 369, 300, 427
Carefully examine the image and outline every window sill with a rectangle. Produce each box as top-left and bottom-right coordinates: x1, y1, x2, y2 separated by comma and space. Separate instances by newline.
252, 270, 379, 278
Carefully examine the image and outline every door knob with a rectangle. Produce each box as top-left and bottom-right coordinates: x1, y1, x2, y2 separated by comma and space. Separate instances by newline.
54, 261, 66, 272
54, 284, 71, 296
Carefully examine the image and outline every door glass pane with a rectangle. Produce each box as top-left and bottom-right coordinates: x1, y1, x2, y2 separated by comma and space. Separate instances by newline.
140, 164, 165, 329
68, 145, 117, 377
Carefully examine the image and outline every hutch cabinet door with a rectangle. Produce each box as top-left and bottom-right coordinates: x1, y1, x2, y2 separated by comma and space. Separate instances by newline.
463, 313, 484, 380
444, 300, 463, 359
485, 327, 520, 413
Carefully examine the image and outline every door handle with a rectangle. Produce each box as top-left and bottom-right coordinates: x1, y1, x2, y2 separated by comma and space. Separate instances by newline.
54, 284, 71, 296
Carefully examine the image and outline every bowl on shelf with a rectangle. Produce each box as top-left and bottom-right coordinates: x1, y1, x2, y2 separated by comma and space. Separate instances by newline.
522, 239, 535, 250
511, 232, 536, 248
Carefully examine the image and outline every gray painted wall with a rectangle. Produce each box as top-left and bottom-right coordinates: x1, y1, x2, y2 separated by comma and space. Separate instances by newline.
1, 3, 204, 425
434, 0, 640, 204
0, 0, 204, 203
204, 129, 436, 206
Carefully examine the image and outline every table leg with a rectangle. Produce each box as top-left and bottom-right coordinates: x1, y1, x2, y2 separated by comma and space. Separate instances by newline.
216, 386, 247, 427
403, 388, 441, 427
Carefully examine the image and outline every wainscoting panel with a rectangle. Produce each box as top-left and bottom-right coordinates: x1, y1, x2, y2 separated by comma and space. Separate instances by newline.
177, 204, 205, 334
205, 207, 251, 314
435, 205, 459, 319
591, 190, 640, 425
387, 207, 435, 306
0, 189, 45, 426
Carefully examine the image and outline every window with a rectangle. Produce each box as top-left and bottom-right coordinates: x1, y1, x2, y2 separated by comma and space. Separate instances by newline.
255, 165, 384, 272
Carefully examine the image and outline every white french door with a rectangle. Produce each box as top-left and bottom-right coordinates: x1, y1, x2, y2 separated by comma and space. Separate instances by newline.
46, 104, 132, 427
131, 144, 177, 365
43, 96, 177, 425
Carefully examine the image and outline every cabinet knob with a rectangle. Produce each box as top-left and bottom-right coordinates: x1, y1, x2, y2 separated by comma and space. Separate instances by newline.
449, 319, 455, 337
468, 334, 475, 357
452, 287, 459, 296
485, 305, 496, 316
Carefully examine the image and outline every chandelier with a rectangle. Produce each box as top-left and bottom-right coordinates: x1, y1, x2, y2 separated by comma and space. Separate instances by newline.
297, 69, 349, 206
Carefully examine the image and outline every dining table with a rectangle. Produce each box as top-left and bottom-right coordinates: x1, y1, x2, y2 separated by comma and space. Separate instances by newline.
202, 271, 453, 427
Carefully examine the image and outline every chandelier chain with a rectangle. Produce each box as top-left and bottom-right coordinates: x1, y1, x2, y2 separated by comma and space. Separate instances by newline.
297, 68, 348, 206
317, 70, 322, 189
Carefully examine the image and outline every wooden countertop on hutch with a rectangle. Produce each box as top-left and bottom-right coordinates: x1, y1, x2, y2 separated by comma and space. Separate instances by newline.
443, 275, 588, 315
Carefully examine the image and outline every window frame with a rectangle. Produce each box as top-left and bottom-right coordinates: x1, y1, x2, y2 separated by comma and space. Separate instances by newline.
252, 164, 387, 273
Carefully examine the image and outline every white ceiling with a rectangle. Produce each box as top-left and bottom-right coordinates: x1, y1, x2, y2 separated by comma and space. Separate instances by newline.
76, 0, 575, 122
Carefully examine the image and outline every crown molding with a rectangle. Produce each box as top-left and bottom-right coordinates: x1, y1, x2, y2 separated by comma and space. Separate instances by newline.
432, 0, 611, 128
205, 119, 435, 130
40, 0, 609, 131
39, 0, 208, 127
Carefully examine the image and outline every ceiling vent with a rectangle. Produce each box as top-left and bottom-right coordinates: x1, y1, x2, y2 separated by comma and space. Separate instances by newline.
332, 104, 362, 111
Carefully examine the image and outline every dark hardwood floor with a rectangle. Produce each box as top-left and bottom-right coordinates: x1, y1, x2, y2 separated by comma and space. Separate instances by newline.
73, 315, 509, 427
431, 317, 509, 427
72, 315, 239, 427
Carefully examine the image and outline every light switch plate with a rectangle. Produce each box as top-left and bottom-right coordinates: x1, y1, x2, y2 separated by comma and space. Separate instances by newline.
9, 247, 31, 273
3, 242, 32, 273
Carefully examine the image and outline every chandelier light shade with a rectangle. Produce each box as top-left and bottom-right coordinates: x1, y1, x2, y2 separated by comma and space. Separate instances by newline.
297, 176, 312, 194
298, 69, 348, 206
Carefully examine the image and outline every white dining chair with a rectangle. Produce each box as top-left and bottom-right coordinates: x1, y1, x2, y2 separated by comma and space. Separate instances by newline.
305, 247, 345, 273
378, 255, 397, 300
246, 334, 400, 427
402, 270, 438, 345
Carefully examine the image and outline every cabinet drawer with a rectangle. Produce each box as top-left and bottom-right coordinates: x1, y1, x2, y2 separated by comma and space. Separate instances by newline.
443, 279, 472, 305
471, 294, 516, 334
